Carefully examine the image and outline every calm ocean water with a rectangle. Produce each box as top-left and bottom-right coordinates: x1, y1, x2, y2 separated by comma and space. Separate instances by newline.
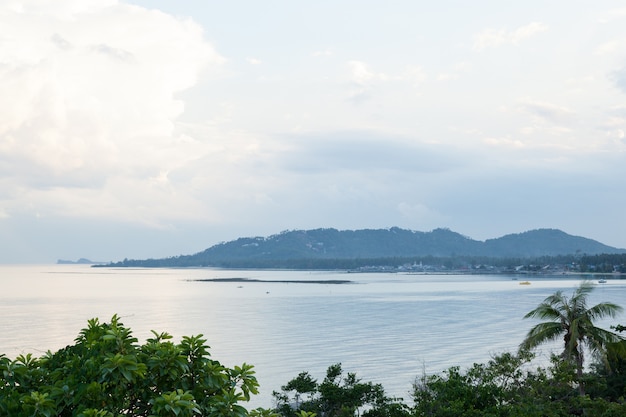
1, 265, 625, 408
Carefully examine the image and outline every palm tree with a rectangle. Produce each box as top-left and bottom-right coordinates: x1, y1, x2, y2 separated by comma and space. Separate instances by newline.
520, 281, 624, 395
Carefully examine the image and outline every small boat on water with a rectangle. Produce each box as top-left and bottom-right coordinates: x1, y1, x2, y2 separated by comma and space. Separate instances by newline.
519, 281, 531, 285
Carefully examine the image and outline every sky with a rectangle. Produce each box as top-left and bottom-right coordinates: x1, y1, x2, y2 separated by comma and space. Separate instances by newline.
1, 1, 626, 263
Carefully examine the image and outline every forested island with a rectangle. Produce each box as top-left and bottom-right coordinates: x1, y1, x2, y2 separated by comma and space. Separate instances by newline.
98, 227, 626, 273
57, 258, 105, 265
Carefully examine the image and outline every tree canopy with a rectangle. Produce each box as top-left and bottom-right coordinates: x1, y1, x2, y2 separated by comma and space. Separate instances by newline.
0, 315, 264, 417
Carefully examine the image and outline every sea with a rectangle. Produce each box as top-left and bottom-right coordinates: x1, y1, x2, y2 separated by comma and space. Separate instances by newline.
1, 264, 625, 409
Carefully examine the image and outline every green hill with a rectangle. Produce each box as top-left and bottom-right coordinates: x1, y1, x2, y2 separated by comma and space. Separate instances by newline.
103, 227, 626, 268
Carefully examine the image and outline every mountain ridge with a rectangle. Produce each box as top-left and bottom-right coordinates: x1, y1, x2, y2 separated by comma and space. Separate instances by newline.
103, 227, 626, 268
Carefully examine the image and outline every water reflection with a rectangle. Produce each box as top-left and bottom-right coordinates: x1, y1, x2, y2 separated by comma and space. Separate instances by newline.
1, 265, 624, 408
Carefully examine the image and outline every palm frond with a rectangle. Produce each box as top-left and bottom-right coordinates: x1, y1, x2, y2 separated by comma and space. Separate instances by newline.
523, 303, 563, 321
586, 302, 623, 321
520, 281, 624, 372
585, 327, 624, 350
520, 322, 563, 351
573, 281, 595, 300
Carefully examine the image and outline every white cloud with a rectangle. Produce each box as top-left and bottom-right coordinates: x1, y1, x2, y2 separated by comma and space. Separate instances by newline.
517, 99, 576, 125
349, 60, 387, 84
0, 0, 223, 224
345, 61, 427, 103
594, 39, 623, 56
611, 67, 626, 93
402, 65, 427, 86
312, 49, 332, 57
3, 1, 626, 261
473, 22, 548, 51
483, 136, 526, 149
437, 61, 470, 81
597, 7, 626, 23
348, 61, 429, 86
346, 60, 387, 103
600, 109, 626, 141
4, 0, 117, 16
607, 129, 625, 139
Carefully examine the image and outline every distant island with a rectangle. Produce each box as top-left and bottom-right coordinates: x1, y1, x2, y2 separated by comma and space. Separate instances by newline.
95, 227, 626, 273
58, 258, 106, 265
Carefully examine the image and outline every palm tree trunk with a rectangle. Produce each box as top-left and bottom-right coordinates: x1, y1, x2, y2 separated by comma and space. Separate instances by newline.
576, 350, 584, 396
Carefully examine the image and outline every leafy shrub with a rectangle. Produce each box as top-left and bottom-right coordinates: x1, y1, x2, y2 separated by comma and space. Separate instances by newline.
0, 315, 264, 416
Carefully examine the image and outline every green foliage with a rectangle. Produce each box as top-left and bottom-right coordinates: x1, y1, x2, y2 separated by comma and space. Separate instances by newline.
5, 313, 626, 417
411, 352, 530, 417
101, 227, 626, 269
412, 351, 626, 417
520, 281, 624, 395
273, 363, 409, 417
271, 341, 626, 417
587, 324, 626, 402
0, 315, 267, 417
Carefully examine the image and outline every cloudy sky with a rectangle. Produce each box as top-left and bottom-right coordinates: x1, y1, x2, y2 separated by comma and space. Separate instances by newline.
1, 1, 626, 263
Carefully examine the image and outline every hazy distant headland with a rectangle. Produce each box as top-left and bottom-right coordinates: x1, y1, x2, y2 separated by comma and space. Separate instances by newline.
58, 258, 106, 265
95, 227, 626, 273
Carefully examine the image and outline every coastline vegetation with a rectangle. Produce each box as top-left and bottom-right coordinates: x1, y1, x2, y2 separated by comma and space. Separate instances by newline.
95, 228, 626, 271
2, 283, 626, 416
99, 253, 626, 275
